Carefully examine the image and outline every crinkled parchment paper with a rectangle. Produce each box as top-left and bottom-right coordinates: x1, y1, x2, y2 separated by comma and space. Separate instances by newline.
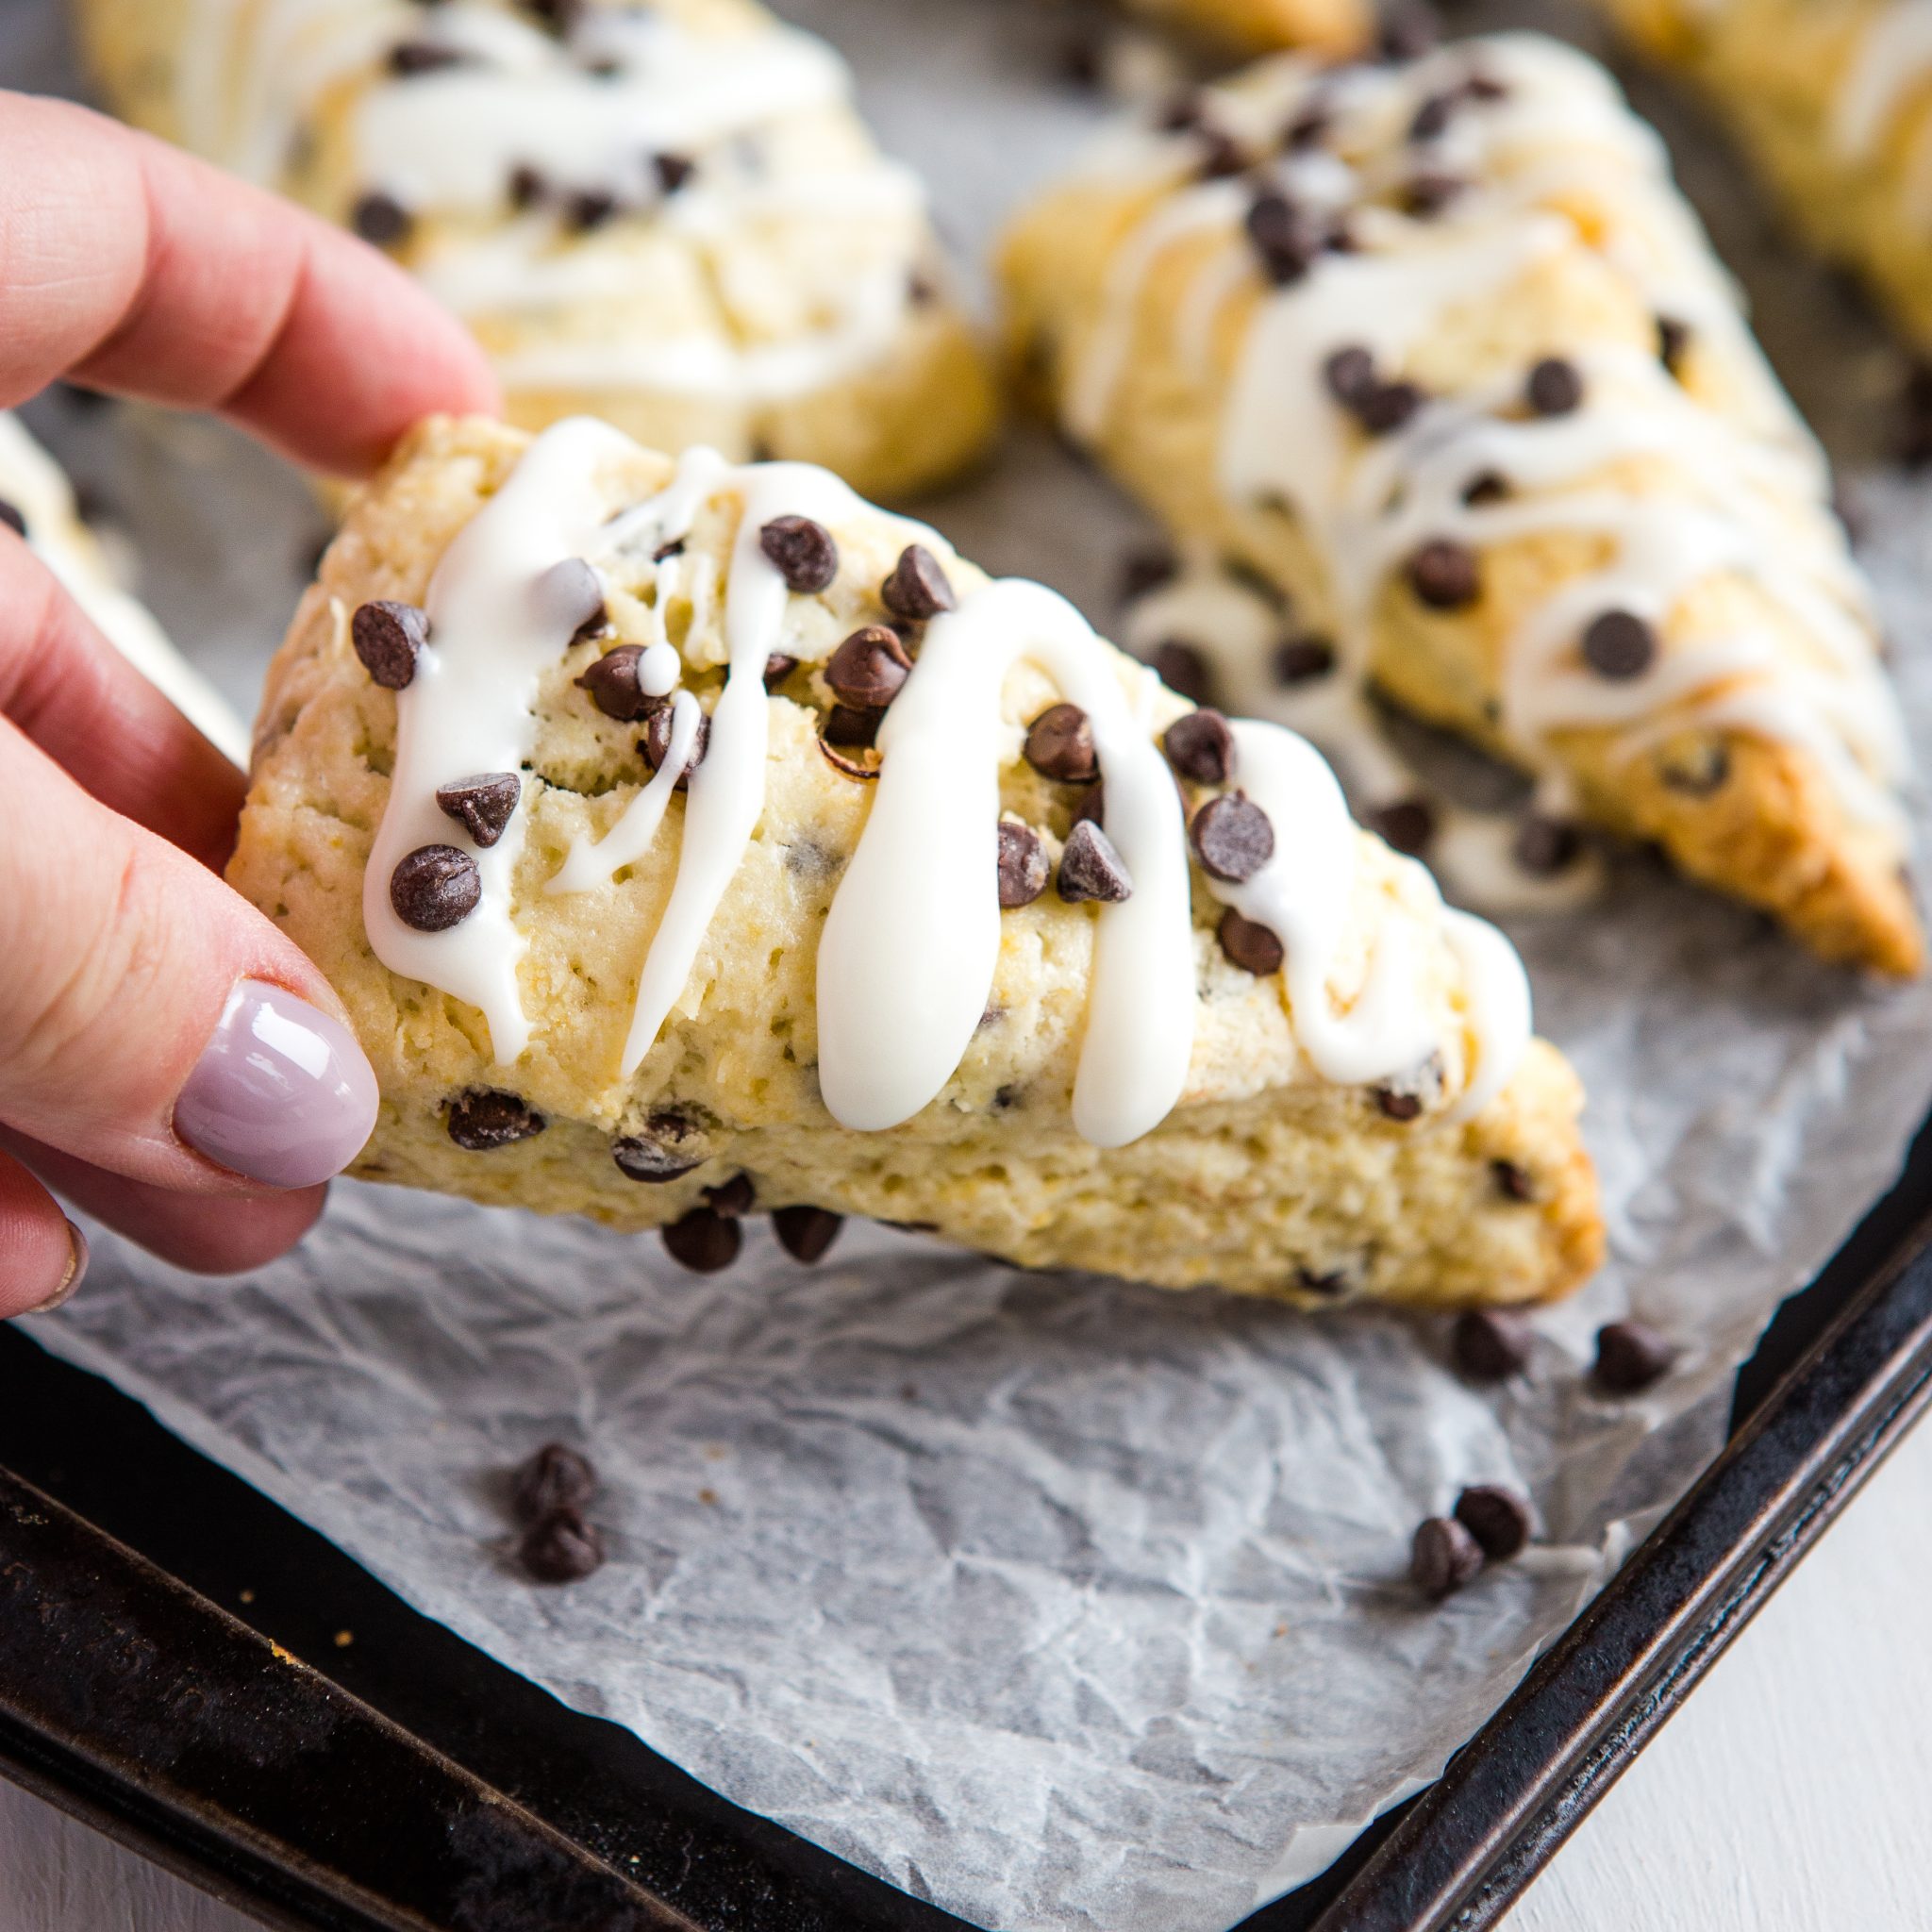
11, 2, 1932, 1927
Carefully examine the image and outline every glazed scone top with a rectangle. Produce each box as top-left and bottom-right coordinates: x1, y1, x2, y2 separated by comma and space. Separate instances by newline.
350, 415, 1533, 1149
1039, 31, 1910, 861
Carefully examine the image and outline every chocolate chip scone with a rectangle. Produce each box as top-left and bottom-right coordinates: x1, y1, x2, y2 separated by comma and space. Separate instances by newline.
229, 412, 1601, 1307
1000, 31, 1922, 974
73, 0, 996, 501
1128, 0, 1371, 55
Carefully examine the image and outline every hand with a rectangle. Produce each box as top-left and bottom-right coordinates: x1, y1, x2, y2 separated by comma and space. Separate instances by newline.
0, 93, 499, 1318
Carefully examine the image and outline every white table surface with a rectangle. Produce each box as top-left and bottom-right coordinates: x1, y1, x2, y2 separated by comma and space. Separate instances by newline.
7, 1407, 1931, 1932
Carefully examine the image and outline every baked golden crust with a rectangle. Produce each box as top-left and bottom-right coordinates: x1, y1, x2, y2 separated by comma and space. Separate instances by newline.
1130, 0, 1371, 54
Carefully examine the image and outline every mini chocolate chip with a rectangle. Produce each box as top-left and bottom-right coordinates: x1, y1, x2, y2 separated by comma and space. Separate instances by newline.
1400, 170, 1464, 217
1901, 362, 1932, 468
825, 625, 911, 710
513, 1442, 595, 1522
907, 268, 938, 308
1376, 1087, 1424, 1123
759, 514, 839, 593
1191, 793, 1274, 882
1407, 539, 1481, 610
1324, 344, 1378, 406
351, 191, 412, 246
612, 1116, 704, 1183
1274, 634, 1338, 685
824, 704, 880, 749
0, 498, 24, 538
391, 844, 480, 931
1657, 313, 1690, 377
1525, 356, 1584, 417
641, 703, 709, 787
508, 162, 548, 209
1581, 608, 1656, 679
1462, 470, 1510, 507
525, 0, 584, 31
662, 1207, 742, 1274
1658, 740, 1730, 796
1164, 708, 1236, 786
773, 1205, 843, 1264
881, 543, 955, 621
1513, 814, 1582, 876
997, 821, 1049, 908
652, 536, 686, 562
446, 1089, 546, 1151
1245, 192, 1324, 285
1058, 819, 1133, 903
436, 773, 522, 848
520, 1507, 604, 1583
577, 644, 654, 721
352, 599, 428, 689
1121, 546, 1178, 603
389, 39, 469, 75
819, 737, 882, 781
1070, 782, 1105, 829
1593, 1320, 1676, 1393
1356, 379, 1424, 436
1193, 128, 1246, 180
1285, 103, 1331, 150
1025, 703, 1100, 785
704, 1173, 756, 1218
654, 151, 695, 193
1452, 1307, 1533, 1381
1160, 92, 1205, 133
1411, 1516, 1483, 1600
1218, 907, 1284, 975
1296, 1266, 1352, 1298
762, 652, 798, 691
563, 189, 618, 232
536, 555, 606, 641
1152, 640, 1215, 706
1409, 91, 1457, 142
1492, 1158, 1536, 1202
1364, 796, 1436, 857
1455, 1485, 1531, 1561
1377, 1, 1441, 59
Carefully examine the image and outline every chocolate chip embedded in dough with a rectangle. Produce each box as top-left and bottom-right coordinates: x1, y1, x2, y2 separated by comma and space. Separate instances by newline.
536, 556, 607, 642
1462, 470, 1510, 507
1324, 343, 1377, 407
1152, 640, 1215, 707
1058, 819, 1133, 904
513, 1442, 595, 1522
445, 1088, 546, 1151
508, 163, 549, 210
880, 543, 956, 621
1190, 793, 1274, 883
1273, 634, 1338, 685
1593, 1320, 1677, 1394
1581, 608, 1657, 680
435, 773, 522, 848
1377, 1, 1441, 59
1407, 539, 1482, 610
352, 599, 428, 689
1375, 1087, 1424, 1123
704, 1173, 756, 1218
1455, 1485, 1531, 1561
1120, 546, 1177, 603
1163, 708, 1236, 786
577, 644, 653, 721
390, 844, 480, 931
825, 625, 911, 710
824, 704, 881, 750
762, 653, 798, 691
1399, 170, 1464, 217
1658, 740, 1730, 797
1024, 703, 1100, 785
641, 703, 709, 787
563, 189, 619, 233
1491, 1158, 1537, 1202
1525, 356, 1584, 417
758, 514, 840, 593
1295, 1265, 1351, 1298
388, 39, 470, 75
1217, 907, 1284, 975
1410, 1516, 1483, 1600
1513, 814, 1583, 876
350, 191, 412, 247
1244, 192, 1324, 286
1657, 313, 1691, 377
997, 821, 1049, 908
773, 1205, 843, 1264
661, 1207, 743, 1274
818, 737, 882, 782
612, 1115, 705, 1183
1451, 1307, 1533, 1382
520, 1507, 604, 1584
1408, 90, 1457, 142
654, 151, 695, 193
1364, 796, 1437, 857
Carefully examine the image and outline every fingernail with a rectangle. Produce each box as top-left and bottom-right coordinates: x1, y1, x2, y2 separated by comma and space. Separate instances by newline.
175, 979, 378, 1189
27, 1220, 88, 1314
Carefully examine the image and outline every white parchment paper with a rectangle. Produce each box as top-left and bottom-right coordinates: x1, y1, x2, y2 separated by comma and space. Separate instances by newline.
10, 1, 1932, 1927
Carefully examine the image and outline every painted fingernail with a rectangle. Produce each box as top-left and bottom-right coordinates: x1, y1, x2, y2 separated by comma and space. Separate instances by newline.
27, 1220, 88, 1314
175, 979, 378, 1189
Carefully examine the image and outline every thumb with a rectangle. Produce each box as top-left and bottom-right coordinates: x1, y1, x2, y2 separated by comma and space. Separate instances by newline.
0, 716, 377, 1196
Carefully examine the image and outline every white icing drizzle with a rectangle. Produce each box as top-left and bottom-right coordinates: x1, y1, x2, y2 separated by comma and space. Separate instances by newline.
1833, 0, 1932, 162
546, 688, 699, 895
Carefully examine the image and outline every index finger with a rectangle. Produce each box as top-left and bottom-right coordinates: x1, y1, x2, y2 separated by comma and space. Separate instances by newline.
0, 92, 499, 475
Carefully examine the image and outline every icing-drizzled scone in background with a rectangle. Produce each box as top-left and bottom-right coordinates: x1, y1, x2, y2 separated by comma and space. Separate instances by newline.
0, 412, 249, 765
73, 0, 997, 501
1595, 0, 1932, 354
229, 413, 1602, 1308
1000, 33, 1923, 974
1126, 0, 1370, 55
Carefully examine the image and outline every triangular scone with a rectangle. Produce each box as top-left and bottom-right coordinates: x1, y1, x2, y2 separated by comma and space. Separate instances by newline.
1597, 0, 1932, 353
74, 0, 996, 501
230, 413, 1601, 1309
1000, 32, 1922, 974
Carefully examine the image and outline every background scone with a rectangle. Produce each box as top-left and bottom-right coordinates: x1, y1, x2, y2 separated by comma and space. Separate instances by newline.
1001, 31, 1921, 974
229, 412, 1602, 1309
1129, 0, 1371, 54
74, 0, 997, 501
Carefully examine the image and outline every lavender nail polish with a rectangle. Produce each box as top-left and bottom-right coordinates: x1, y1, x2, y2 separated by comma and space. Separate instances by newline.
175, 979, 378, 1189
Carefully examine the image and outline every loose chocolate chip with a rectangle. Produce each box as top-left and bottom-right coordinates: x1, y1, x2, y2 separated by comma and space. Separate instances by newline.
513, 1442, 595, 1522
762, 652, 798, 691
1399, 170, 1464, 218
773, 1205, 843, 1264
563, 189, 618, 233
704, 1173, 756, 1218
1120, 545, 1178, 603
537, 556, 607, 642
1658, 740, 1730, 797
825, 625, 911, 710
1152, 640, 1215, 706
1593, 1320, 1676, 1394
1164, 708, 1236, 786
1525, 356, 1584, 417
1492, 1158, 1536, 1202
1364, 795, 1437, 857
1058, 819, 1133, 904
641, 703, 710, 786
1455, 1485, 1531, 1561
1274, 634, 1338, 685
1581, 608, 1656, 679
352, 599, 428, 689
824, 704, 880, 750
1407, 539, 1481, 610
391, 844, 480, 931
662, 1206, 742, 1274
612, 1116, 704, 1182
1411, 1515, 1483, 1600
446, 1089, 546, 1151
508, 162, 548, 210
880, 543, 955, 621
1324, 344, 1377, 407
1657, 313, 1690, 377
0, 498, 24, 538
997, 821, 1050, 908
1218, 906, 1284, 975
1191, 793, 1274, 882
1513, 814, 1582, 876
389, 39, 469, 75
1376, 1087, 1424, 1123
1356, 378, 1425, 436
1462, 470, 1510, 507
759, 514, 840, 593
520, 1507, 605, 1584
351, 191, 412, 246
1377, 1, 1441, 59
654, 151, 695, 193
1024, 703, 1100, 785
1452, 1307, 1533, 1382
436, 773, 521, 848
1245, 192, 1324, 286
577, 644, 654, 721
